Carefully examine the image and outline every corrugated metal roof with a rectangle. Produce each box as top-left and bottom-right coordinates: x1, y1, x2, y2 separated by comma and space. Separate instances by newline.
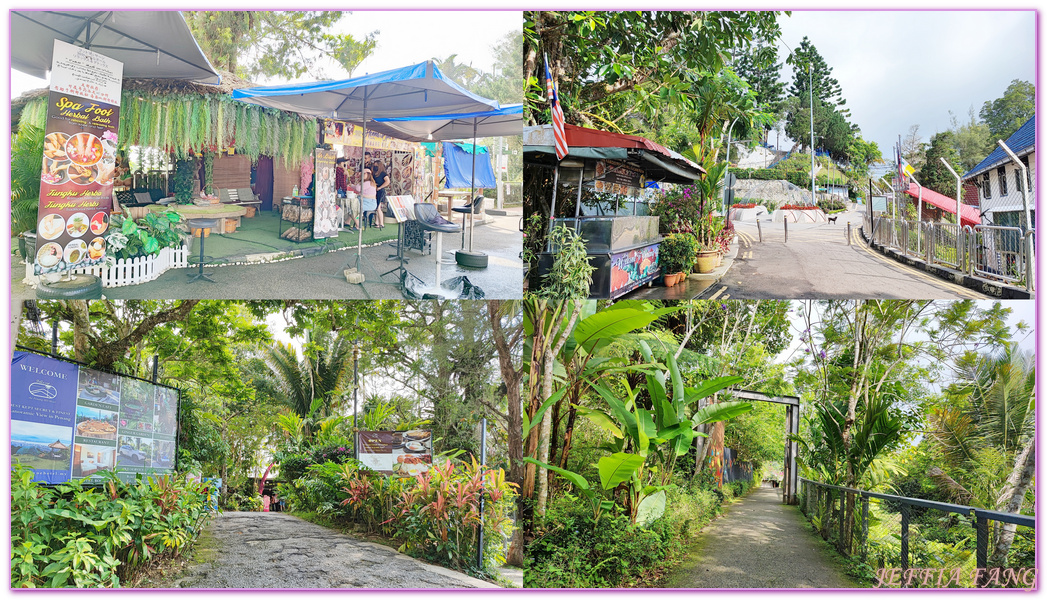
962, 115, 1035, 179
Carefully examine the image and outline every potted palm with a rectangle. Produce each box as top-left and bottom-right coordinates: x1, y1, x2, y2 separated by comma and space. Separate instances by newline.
692, 158, 728, 274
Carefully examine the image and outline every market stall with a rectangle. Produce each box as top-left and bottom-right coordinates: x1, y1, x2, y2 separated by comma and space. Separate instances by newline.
524, 123, 704, 299
232, 60, 504, 295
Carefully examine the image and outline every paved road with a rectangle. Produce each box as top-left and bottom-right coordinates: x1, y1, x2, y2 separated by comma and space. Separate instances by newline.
177, 512, 500, 589
665, 485, 855, 589
701, 208, 989, 300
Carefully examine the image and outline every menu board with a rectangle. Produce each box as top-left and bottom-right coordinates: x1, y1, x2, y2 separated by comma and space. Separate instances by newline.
11, 352, 179, 484
35, 40, 123, 276
312, 148, 339, 239
357, 430, 432, 476
386, 195, 415, 223
594, 160, 644, 197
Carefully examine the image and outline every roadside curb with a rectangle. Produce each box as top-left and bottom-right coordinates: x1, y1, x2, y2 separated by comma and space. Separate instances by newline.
859, 227, 1032, 299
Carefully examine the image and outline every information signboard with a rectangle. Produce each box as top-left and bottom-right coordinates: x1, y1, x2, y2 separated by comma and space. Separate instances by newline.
11, 351, 180, 484
357, 430, 432, 476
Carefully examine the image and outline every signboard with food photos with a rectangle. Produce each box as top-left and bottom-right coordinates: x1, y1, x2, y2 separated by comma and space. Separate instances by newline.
35, 40, 123, 276
357, 430, 432, 476
11, 351, 179, 485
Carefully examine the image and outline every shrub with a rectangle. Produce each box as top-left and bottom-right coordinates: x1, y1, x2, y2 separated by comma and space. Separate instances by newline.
278, 453, 311, 482
817, 198, 847, 213
10, 465, 210, 588
389, 459, 517, 577
659, 233, 699, 274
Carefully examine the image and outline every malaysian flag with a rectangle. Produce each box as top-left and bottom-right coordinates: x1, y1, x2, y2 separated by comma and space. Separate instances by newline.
545, 54, 568, 160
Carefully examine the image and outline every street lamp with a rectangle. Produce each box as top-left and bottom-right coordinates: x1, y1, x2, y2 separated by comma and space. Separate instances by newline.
939, 157, 962, 228
809, 62, 816, 206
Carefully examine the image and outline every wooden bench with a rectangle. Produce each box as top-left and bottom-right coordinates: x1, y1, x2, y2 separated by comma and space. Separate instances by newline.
219, 188, 263, 217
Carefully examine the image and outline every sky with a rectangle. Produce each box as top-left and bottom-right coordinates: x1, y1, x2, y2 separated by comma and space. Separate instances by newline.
7, 10, 521, 98
775, 10, 1035, 158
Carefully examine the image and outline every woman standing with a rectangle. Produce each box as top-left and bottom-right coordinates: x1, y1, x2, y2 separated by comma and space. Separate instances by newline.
373, 161, 391, 228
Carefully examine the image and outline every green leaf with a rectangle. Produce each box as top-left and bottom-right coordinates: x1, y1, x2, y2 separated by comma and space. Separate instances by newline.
693, 401, 753, 425
522, 457, 592, 498
685, 375, 745, 404
524, 385, 568, 438
635, 490, 666, 527
576, 407, 624, 439
573, 307, 661, 354
121, 218, 138, 235
597, 452, 644, 490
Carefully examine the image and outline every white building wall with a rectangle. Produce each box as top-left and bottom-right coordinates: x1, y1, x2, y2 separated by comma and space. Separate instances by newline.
976, 150, 1035, 226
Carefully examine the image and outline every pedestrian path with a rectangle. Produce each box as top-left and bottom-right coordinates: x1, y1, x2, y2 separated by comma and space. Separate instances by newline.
177, 512, 501, 589
664, 485, 855, 589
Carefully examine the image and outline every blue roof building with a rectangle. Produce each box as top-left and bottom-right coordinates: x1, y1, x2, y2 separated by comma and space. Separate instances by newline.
961, 115, 1035, 229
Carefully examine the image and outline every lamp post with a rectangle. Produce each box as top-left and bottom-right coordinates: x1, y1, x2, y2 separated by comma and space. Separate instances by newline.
939, 157, 962, 227
809, 62, 816, 206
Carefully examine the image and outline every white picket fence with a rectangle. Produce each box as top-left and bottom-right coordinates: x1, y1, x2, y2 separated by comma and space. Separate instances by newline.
26, 245, 190, 288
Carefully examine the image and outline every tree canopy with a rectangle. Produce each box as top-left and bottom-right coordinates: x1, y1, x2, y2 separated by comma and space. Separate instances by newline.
185, 11, 377, 80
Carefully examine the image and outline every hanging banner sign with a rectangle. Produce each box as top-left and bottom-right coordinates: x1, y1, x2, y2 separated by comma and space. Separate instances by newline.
357, 430, 432, 476
35, 40, 123, 276
324, 120, 418, 152
594, 159, 643, 196
312, 148, 339, 239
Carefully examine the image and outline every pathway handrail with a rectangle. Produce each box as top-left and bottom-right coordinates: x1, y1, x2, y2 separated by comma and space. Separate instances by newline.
799, 478, 1033, 587
799, 478, 1034, 526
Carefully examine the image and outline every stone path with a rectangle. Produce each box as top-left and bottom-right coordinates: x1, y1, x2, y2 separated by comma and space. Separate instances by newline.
177, 512, 500, 589
665, 485, 855, 589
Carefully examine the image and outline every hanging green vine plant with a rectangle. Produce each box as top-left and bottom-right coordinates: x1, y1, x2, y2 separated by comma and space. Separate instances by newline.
173, 158, 197, 204
203, 151, 215, 195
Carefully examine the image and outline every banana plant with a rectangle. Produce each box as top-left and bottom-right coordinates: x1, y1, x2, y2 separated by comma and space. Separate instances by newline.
529, 339, 751, 525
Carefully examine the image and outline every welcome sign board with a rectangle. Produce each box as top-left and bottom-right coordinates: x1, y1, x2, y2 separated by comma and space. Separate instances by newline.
11, 351, 179, 484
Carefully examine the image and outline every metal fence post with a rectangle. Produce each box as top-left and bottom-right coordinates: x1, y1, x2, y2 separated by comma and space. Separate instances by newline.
837, 490, 846, 553
784, 218, 788, 243
1025, 232, 1035, 292
757, 218, 763, 242
477, 417, 487, 572
976, 515, 989, 587
900, 504, 910, 580
847, 221, 852, 245
861, 495, 869, 562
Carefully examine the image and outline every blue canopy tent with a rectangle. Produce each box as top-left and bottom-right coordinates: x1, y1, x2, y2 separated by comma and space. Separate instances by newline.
232, 61, 502, 292
373, 104, 522, 267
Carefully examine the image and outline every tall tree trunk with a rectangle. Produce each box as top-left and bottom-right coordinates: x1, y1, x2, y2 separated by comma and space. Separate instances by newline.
535, 343, 556, 515
989, 434, 1035, 565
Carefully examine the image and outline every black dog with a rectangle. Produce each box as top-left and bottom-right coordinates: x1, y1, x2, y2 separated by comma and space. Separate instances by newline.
827, 216, 838, 224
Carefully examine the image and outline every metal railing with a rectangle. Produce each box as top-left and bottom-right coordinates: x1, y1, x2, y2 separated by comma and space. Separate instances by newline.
800, 478, 1035, 587
970, 225, 1025, 286
865, 216, 1034, 292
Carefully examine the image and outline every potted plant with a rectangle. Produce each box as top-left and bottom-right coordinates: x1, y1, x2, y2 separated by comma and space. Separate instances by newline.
690, 157, 728, 273
659, 233, 697, 286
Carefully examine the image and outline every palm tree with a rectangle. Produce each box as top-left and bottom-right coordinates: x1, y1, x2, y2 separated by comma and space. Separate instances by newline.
260, 329, 353, 437
12, 124, 44, 236
931, 344, 1035, 565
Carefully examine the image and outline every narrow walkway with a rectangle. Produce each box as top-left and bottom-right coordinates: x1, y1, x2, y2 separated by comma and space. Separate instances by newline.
665, 485, 855, 589
177, 512, 500, 588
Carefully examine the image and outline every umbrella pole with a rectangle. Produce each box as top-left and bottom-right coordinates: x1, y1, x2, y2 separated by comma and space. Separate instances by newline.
547, 166, 560, 252
356, 100, 366, 273
469, 117, 477, 251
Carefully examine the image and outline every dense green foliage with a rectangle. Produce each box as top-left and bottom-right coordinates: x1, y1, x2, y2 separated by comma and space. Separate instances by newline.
11, 466, 210, 588
526, 479, 753, 587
